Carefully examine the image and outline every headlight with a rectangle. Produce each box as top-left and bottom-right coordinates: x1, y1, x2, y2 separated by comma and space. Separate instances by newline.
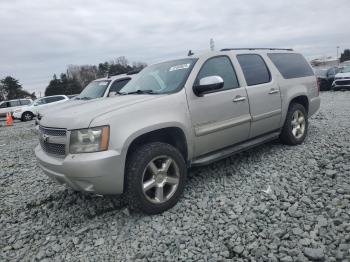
70, 126, 109, 154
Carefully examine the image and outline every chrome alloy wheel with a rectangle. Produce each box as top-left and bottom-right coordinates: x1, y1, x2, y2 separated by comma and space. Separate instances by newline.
291, 110, 305, 139
142, 156, 180, 204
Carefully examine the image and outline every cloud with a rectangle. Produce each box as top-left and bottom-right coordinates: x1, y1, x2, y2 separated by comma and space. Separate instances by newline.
0, 0, 349, 94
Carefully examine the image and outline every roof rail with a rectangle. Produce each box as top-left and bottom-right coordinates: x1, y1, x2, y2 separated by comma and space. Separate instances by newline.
221, 48, 293, 51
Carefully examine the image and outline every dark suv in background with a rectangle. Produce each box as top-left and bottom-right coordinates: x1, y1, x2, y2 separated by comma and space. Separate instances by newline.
315, 67, 339, 91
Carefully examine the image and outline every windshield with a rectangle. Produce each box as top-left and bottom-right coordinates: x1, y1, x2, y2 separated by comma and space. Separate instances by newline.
119, 58, 197, 94
33, 98, 45, 106
76, 80, 111, 99
340, 66, 350, 73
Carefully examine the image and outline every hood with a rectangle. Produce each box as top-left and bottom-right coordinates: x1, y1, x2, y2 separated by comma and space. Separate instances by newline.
39, 95, 160, 129
335, 72, 350, 78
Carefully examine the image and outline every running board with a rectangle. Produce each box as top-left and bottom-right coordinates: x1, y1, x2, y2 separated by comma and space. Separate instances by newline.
190, 132, 280, 167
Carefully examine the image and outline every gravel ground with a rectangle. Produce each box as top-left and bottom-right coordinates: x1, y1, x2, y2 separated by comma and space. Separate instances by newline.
1, 92, 350, 262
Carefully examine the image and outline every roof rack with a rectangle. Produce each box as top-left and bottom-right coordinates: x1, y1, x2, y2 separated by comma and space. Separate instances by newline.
221, 48, 293, 51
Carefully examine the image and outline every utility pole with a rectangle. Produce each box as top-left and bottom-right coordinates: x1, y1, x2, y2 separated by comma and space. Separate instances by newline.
210, 38, 215, 51
337, 46, 340, 64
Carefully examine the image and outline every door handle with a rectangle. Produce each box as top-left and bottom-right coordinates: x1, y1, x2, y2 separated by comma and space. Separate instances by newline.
233, 96, 246, 102
269, 88, 279, 94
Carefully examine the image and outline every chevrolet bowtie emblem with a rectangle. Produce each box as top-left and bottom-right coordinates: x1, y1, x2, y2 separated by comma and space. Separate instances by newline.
42, 134, 49, 143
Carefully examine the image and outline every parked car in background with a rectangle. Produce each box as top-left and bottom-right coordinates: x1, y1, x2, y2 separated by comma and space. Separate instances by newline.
35, 48, 320, 214
332, 66, 350, 91
315, 67, 339, 91
13, 95, 69, 121
74, 73, 135, 101
0, 98, 33, 117
35, 73, 137, 124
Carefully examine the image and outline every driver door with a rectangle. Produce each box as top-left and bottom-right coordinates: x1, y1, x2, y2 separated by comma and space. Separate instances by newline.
187, 55, 251, 157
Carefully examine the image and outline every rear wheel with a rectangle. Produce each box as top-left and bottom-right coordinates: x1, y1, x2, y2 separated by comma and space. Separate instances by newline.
125, 142, 187, 214
280, 103, 308, 145
21, 112, 34, 122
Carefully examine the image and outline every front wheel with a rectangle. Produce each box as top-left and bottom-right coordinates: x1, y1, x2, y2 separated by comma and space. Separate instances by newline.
125, 142, 187, 214
21, 112, 34, 121
280, 103, 308, 145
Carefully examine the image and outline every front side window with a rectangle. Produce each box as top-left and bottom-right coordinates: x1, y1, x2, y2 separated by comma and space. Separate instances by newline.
76, 80, 111, 100
237, 54, 271, 86
9, 100, 20, 107
20, 99, 31, 105
109, 79, 130, 94
195, 56, 239, 91
267, 53, 314, 79
119, 58, 197, 94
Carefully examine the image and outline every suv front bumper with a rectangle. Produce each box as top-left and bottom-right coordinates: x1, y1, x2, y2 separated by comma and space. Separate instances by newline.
35, 145, 125, 195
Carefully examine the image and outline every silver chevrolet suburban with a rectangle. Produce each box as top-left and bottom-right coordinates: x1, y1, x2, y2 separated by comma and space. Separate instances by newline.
35, 48, 320, 214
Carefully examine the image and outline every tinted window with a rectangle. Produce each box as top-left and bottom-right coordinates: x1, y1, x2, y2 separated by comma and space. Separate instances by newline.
20, 99, 31, 105
9, 100, 20, 107
237, 54, 271, 86
45, 96, 64, 103
267, 53, 314, 79
196, 56, 239, 91
109, 79, 130, 93
0, 102, 7, 108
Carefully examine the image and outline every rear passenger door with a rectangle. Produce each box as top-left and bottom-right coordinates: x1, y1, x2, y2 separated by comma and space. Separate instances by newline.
237, 54, 282, 138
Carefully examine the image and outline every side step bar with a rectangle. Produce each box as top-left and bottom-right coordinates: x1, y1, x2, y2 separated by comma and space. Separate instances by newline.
190, 132, 280, 167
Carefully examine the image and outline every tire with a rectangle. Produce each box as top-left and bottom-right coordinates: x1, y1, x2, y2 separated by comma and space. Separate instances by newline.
21, 112, 34, 122
125, 142, 187, 214
280, 103, 308, 145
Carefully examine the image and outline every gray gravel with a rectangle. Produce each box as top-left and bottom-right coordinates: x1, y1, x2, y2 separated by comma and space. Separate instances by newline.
1, 92, 350, 261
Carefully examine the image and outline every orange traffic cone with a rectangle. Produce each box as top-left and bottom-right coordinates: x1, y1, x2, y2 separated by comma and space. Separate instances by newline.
6, 112, 13, 126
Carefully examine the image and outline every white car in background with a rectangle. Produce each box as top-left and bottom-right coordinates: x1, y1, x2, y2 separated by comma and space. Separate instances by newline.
13, 95, 69, 121
0, 99, 33, 117
332, 66, 350, 91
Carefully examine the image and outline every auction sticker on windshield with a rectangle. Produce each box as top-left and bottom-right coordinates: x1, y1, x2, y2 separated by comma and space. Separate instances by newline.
169, 64, 190, 72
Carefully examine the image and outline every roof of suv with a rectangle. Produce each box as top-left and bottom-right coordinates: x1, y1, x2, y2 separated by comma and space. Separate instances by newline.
189, 48, 295, 59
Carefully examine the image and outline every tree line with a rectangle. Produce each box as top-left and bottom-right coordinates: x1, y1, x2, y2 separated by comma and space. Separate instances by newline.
0, 76, 36, 102
44, 56, 147, 96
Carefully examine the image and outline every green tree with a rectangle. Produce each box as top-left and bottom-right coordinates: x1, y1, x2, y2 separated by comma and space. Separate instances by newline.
340, 49, 350, 63
0, 76, 35, 101
45, 74, 82, 96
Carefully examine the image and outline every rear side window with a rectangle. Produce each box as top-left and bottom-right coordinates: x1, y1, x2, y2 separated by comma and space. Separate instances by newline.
267, 53, 314, 79
45, 96, 65, 103
196, 56, 239, 91
237, 54, 271, 86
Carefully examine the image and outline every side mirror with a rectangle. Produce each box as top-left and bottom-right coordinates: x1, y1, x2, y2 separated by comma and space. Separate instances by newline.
193, 76, 224, 96
109, 91, 117, 97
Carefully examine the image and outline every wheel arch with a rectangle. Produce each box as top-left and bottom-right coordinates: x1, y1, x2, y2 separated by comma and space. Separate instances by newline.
125, 126, 189, 165
289, 95, 309, 113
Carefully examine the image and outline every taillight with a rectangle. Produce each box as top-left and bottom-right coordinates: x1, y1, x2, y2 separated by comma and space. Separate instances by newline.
316, 77, 320, 96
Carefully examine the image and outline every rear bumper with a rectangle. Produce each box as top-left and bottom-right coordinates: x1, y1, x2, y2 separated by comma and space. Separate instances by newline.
35, 145, 125, 194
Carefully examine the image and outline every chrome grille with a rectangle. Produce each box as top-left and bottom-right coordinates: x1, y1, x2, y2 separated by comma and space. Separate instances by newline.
39, 126, 67, 156
39, 126, 66, 136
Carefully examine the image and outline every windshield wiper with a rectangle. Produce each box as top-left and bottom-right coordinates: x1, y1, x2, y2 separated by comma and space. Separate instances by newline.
120, 90, 156, 95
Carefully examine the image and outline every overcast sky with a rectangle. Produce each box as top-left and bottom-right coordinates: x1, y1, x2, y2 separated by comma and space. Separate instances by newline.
0, 0, 349, 95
